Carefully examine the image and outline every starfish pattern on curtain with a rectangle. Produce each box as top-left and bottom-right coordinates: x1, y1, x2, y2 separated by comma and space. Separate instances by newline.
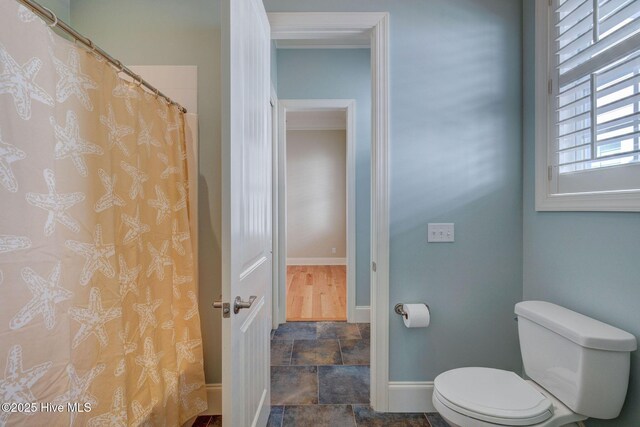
0, 1, 206, 425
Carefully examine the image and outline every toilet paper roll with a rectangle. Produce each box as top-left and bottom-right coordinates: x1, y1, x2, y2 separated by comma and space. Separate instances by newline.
402, 303, 430, 328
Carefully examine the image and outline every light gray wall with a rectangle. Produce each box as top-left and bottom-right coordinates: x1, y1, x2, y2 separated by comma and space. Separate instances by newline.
267, 0, 524, 381
70, 0, 223, 384
276, 49, 371, 306
286, 130, 346, 259
522, 1, 640, 425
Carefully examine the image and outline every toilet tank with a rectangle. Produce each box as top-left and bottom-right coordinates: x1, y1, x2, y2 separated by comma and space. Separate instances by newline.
515, 301, 637, 420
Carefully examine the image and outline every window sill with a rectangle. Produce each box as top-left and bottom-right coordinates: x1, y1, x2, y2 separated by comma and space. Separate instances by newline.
535, 190, 640, 212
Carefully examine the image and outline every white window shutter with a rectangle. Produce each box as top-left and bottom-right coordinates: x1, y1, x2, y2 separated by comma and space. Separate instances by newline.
551, 0, 640, 193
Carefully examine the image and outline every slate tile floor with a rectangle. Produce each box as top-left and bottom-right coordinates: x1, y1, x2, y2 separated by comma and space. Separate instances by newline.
269, 321, 447, 427
193, 322, 447, 426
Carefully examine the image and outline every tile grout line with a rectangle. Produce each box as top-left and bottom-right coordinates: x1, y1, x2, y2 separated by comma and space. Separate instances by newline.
316, 364, 320, 405
350, 404, 358, 427
288, 339, 294, 366
316, 319, 319, 405
278, 403, 367, 407
423, 412, 432, 427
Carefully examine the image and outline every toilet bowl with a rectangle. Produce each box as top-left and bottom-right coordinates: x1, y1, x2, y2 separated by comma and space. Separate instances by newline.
432, 367, 585, 427
431, 301, 637, 427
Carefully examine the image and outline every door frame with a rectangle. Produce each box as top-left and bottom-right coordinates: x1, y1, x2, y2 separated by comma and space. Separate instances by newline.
270, 84, 280, 331
276, 99, 356, 324
269, 12, 390, 411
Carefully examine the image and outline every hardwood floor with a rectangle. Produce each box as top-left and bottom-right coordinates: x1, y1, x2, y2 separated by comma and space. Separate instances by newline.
286, 265, 347, 322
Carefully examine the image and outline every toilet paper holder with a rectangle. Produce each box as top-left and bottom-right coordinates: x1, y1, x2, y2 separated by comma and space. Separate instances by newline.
394, 303, 429, 319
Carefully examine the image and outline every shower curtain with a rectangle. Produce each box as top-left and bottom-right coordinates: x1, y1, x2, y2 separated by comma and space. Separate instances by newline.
0, 1, 206, 426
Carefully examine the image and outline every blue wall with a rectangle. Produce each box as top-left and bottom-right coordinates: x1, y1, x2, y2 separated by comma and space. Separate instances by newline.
267, 0, 524, 381
522, 1, 640, 425
276, 49, 371, 306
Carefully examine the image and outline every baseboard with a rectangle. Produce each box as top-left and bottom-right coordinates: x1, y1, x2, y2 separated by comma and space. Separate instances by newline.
200, 383, 222, 415
388, 381, 435, 413
202, 381, 434, 415
354, 306, 370, 323
286, 257, 347, 266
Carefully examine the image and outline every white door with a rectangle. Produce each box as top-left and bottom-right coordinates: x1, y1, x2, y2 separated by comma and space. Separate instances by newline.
221, 0, 272, 426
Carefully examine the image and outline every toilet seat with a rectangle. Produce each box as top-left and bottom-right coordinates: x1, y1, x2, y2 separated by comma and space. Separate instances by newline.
433, 367, 553, 426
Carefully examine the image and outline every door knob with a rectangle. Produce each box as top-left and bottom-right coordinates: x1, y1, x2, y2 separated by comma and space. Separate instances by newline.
212, 296, 230, 318
234, 295, 257, 314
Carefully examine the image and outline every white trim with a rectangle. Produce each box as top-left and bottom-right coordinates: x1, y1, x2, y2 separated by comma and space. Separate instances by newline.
269, 12, 390, 412
370, 13, 390, 412
199, 383, 222, 415
269, 12, 384, 42
287, 257, 347, 266
536, 190, 640, 212
534, 0, 553, 212
277, 99, 356, 324
275, 39, 370, 50
276, 96, 287, 326
354, 306, 370, 323
271, 84, 280, 330
346, 101, 357, 325
279, 99, 355, 109
388, 382, 435, 413
286, 124, 346, 131
534, 0, 640, 212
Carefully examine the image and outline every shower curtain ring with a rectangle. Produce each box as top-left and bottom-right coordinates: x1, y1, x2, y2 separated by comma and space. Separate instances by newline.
74, 38, 86, 50
114, 60, 124, 73
154, 88, 160, 99
87, 39, 96, 53
42, 6, 58, 28
134, 75, 143, 87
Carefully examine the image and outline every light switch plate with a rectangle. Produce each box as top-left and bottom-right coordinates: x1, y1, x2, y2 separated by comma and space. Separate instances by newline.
428, 223, 455, 243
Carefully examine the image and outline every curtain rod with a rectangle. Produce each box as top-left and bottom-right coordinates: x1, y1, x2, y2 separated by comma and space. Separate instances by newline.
17, 0, 187, 114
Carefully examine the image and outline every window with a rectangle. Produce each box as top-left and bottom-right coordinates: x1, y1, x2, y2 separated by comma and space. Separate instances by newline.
536, 0, 640, 211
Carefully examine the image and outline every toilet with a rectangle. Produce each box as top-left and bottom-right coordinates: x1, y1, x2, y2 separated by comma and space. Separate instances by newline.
432, 301, 637, 427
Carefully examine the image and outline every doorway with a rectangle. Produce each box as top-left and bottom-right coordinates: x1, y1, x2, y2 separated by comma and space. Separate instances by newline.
268, 11, 390, 411
220, 5, 390, 424
281, 103, 356, 322
270, 95, 373, 422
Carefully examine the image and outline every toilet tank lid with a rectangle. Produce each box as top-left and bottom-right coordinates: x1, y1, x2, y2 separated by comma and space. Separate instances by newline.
515, 301, 637, 352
